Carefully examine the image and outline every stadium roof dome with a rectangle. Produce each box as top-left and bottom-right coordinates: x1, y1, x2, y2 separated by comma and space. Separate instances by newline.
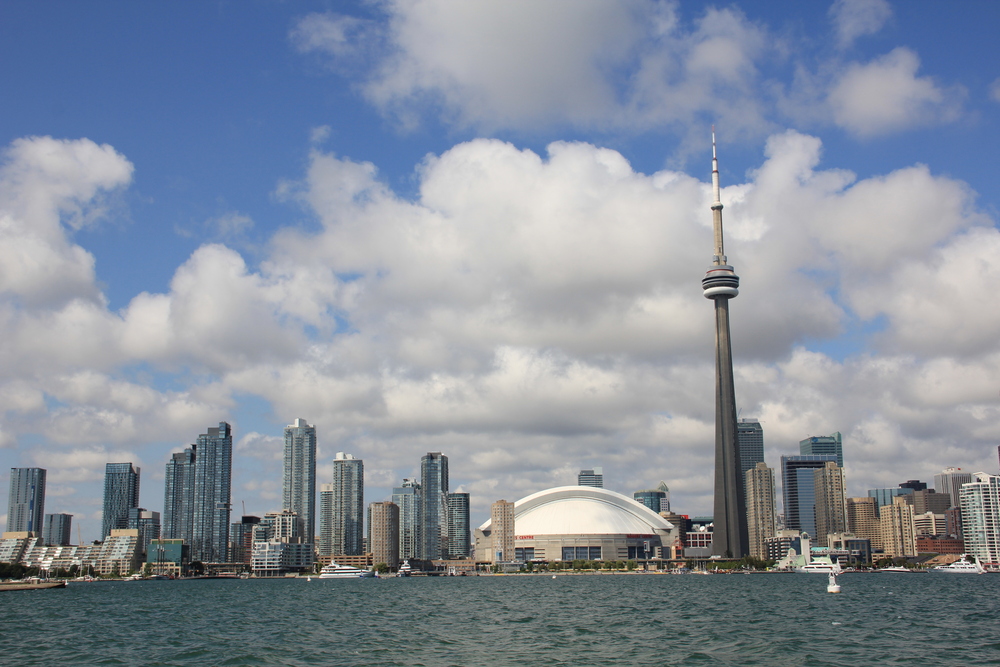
478, 486, 674, 535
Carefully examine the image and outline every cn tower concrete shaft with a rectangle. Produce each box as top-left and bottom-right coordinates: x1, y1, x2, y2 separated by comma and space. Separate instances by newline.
702, 133, 748, 558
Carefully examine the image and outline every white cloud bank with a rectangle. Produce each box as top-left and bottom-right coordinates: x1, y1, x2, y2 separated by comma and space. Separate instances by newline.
292, 1, 963, 140
2, 131, 998, 518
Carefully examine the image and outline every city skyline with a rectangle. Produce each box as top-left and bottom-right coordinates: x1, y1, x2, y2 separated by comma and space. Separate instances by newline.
2, 2, 1000, 539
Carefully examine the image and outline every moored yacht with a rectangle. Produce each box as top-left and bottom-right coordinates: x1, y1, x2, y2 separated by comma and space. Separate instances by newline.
318, 562, 376, 579
396, 560, 413, 577
794, 558, 843, 574
930, 556, 986, 574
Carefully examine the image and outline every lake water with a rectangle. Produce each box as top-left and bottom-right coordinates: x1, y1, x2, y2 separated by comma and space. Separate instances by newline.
3, 573, 999, 666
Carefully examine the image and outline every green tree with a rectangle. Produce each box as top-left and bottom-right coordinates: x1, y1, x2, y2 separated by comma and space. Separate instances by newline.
626, 560, 636, 571
373, 562, 389, 574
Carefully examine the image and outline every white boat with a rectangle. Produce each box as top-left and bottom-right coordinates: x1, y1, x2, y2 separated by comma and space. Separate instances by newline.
396, 560, 413, 577
930, 556, 986, 574
795, 559, 843, 574
877, 566, 919, 573
318, 562, 376, 579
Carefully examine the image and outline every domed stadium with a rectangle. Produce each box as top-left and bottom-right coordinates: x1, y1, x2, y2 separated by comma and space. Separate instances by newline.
474, 486, 677, 563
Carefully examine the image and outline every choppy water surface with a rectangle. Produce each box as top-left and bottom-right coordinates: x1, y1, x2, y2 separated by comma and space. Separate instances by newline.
3, 573, 999, 666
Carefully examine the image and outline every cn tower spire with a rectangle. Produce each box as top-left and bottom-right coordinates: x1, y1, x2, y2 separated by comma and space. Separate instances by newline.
701, 130, 748, 558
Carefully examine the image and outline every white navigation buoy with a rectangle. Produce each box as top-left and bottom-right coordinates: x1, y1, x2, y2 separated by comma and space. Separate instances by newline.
827, 572, 841, 594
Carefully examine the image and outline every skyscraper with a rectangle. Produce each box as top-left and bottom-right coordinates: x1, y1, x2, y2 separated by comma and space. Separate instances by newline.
846, 497, 879, 546
879, 495, 917, 558
318, 483, 334, 557
163, 447, 195, 541
813, 461, 847, 547
577, 468, 603, 488
102, 462, 140, 540
799, 433, 843, 468
7, 468, 46, 533
634, 487, 668, 513
702, 133, 748, 558
490, 500, 515, 563
959, 472, 1000, 566
447, 492, 470, 559
368, 501, 400, 569
745, 462, 775, 560
781, 455, 837, 539
392, 479, 422, 561
934, 467, 973, 509
330, 452, 364, 555
42, 513, 72, 546
420, 453, 449, 560
283, 418, 317, 543
190, 422, 233, 563
737, 418, 764, 498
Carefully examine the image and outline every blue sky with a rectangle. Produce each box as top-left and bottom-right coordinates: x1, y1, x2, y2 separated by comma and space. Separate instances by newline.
1, 0, 999, 540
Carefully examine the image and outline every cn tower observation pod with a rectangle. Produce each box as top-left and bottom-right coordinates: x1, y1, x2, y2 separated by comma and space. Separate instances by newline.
474, 486, 677, 563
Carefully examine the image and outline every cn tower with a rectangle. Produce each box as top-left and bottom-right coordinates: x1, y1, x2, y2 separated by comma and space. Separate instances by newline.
702, 131, 748, 557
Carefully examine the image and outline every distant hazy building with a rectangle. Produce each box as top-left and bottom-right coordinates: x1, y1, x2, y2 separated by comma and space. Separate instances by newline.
392, 479, 421, 561
368, 501, 400, 569
163, 447, 195, 541
447, 492, 470, 559
7, 468, 46, 533
846, 497, 880, 547
420, 453, 449, 560
577, 468, 603, 488
813, 461, 848, 547
959, 472, 1000, 566
898, 480, 927, 492
283, 418, 317, 544
799, 432, 843, 468
781, 455, 837, 539
490, 500, 516, 563
229, 515, 260, 565
330, 452, 364, 556
42, 513, 72, 546
935, 467, 973, 509
191, 422, 233, 563
126, 508, 160, 557
737, 419, 764, 498
912, 489, 952, 516
102, 463, 140, 540
745, 462, 775, 560
867, 487, 913, 515
879, 496, 917, 558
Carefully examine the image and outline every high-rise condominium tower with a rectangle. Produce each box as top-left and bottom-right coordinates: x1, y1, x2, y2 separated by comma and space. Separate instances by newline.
392, 479, 422, 561
577, 468, 603, 488
7, 468, 46, 533
163, 447, 196, 540
737, 419, 764, 497
368, 501, 400, 569
42, 513, 72, 546
490, 500, 515, 563
190, 422, 233, 563
330, 452, 364, 555
959, 472, 1000, 565
800, 433, 843, 468
879, 495, 916, 558
846, 497, 879, 546
102, 462, 140, 540
283, 418, 317, 543
447, 492, 471, 559
702, 133, 748, 558
781, 455, 838, 539
745, 462, 775, 560
813, 461, 847, 546
420, 453, 449, 560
